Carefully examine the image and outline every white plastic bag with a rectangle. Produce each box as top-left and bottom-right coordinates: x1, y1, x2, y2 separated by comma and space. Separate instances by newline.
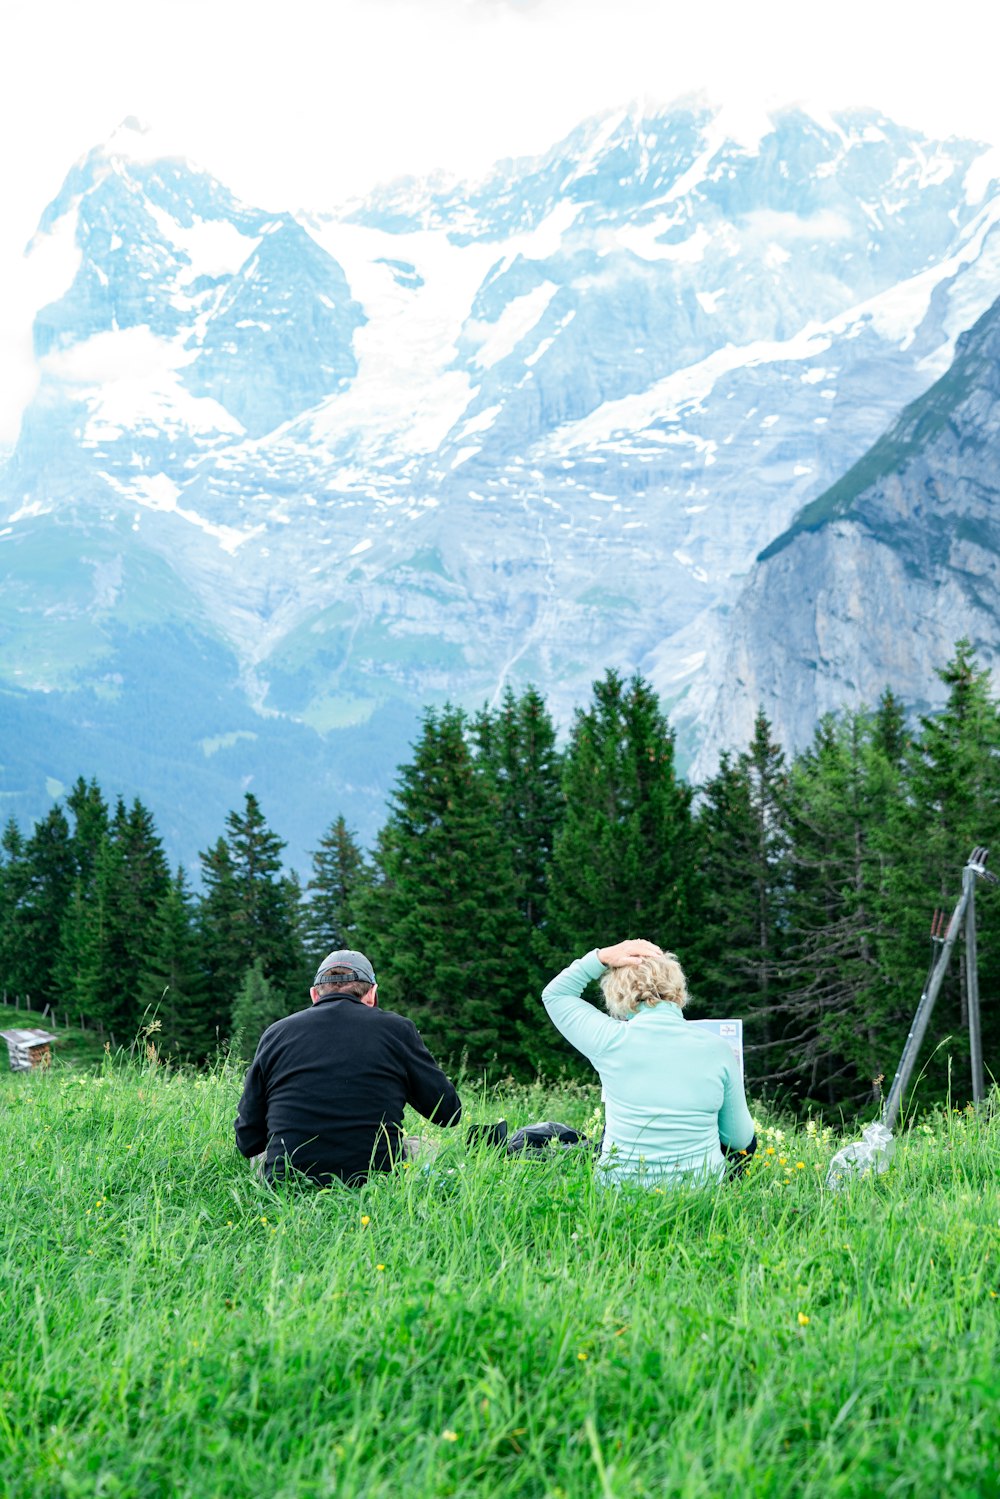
825, 1121, 895, 1191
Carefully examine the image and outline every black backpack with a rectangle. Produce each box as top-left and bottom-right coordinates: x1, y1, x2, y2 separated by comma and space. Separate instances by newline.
467, 1119, 590, 1154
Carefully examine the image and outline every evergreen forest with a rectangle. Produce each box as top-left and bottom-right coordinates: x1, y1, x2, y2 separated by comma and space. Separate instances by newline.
2, 640, 998, 1117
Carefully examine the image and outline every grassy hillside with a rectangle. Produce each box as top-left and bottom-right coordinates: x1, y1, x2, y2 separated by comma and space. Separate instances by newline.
0, 1059, 997, 1498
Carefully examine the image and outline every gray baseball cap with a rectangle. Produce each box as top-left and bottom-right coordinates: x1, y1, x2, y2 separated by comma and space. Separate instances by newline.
313, 949, 376, 987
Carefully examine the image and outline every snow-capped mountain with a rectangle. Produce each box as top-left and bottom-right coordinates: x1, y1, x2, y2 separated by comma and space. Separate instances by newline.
688, 290, 1000, 772
2, 106, 1000, 863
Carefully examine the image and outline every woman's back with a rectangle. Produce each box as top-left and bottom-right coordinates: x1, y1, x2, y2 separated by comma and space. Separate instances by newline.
541, 944, 754, 1185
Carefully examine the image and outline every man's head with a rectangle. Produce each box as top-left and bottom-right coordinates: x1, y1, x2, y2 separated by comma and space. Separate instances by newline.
311, 949, 378, 1007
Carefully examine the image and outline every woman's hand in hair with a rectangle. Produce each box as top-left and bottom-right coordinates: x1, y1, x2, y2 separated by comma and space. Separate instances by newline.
596, 939, 664, 969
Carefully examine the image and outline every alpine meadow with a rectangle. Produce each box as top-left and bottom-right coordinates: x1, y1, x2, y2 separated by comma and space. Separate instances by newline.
2, 652, 1000, 1495
0, 1060, 997, 1498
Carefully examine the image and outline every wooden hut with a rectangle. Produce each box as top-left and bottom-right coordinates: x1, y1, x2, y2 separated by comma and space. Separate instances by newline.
0, 1028, 53, 1071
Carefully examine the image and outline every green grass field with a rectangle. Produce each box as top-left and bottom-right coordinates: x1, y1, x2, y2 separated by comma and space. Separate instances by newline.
1, 1056, 997, 1498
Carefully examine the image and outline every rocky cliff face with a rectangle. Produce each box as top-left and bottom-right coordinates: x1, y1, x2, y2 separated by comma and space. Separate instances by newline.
3, 106, 1000, 862
691, 295, 1000, 774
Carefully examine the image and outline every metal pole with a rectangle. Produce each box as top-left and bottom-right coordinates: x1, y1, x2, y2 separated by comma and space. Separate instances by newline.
883, 882, 971, 1131
964, 867, 985, 1105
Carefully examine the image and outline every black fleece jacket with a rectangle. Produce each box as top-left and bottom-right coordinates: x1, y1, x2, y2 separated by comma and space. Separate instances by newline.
234, 993, 462, 1185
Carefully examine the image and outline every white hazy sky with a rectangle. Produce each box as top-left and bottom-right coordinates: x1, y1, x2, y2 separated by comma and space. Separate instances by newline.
2, 0, 1000, 440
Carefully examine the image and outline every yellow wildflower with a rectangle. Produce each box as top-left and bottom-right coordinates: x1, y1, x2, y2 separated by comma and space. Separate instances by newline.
442, 1430, 458, 1442
797, 1312, 809, 1326
796, 1162, 805, 1170
577, 1351, 588, 1361
360, 1215, 371, 1227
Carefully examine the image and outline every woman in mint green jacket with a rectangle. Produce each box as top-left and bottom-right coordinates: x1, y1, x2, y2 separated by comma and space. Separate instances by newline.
542, 939, 756, 1186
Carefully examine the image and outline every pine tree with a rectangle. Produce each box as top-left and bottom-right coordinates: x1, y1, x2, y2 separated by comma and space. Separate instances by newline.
0, 820, 32, 1004
880, 641, 1000, 1104
472, 685, 563, 934
536, 671, 694, 1075
52, 778, 110, 1010
18, 806, 76, 1012
71, 829, 131, 1031
354, 706, 522, 1071
141, 867, 210, 1058
115, 798, 170, 984
64, 777, 109, 888
56, 881, 91, 1023
471, 686, 564, 1065
694, 710, 791, 1087
781, 709, 902, 1107
197, 837, 241, 1040
304, 816, 372, 959
693, 750, 757, 1008
228, 793, 303, 983
63, 797, 170, 1036
544, 670, 694, 955
230, 958, 289, 1055
198, 794, 305, 1035
872, 686, 908, 768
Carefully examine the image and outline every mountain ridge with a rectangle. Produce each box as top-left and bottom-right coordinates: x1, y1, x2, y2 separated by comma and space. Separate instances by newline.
3, 103, 1000, 865
690, 291, 1000, 772
757, 293, 1000, 563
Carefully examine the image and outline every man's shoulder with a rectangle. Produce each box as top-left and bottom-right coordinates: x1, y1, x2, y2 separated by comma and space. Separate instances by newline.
258, 1005, 315, 1041
258, 1002, 419, 1045
281, 1001, 415, 1028
371, 1006, 418, 1034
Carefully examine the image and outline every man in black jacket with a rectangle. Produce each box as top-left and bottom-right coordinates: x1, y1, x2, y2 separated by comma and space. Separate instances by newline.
234, 949, 462, 1185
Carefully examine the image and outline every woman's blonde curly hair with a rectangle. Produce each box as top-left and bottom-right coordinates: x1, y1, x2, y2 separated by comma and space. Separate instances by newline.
599, 951, 689, 1019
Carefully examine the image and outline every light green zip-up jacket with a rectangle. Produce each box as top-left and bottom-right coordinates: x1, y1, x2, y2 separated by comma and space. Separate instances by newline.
542, 950, 755, 1185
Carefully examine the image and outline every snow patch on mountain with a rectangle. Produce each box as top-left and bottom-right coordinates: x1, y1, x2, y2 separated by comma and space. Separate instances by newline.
468, 280, 559, 369
146, 205, 259, 287
862, 196, 1000, 355
965, 146, 1000, 205
294, 223, 489, 459
618, 219, 709, 263
297, 204, 582, 462
101, 466, 263, 554
23, 204, 82, 308
544, 324, 836, 454
39, 325, 245, 444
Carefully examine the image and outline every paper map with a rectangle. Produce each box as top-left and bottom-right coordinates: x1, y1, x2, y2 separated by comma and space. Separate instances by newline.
691, 1018, 744, 1077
